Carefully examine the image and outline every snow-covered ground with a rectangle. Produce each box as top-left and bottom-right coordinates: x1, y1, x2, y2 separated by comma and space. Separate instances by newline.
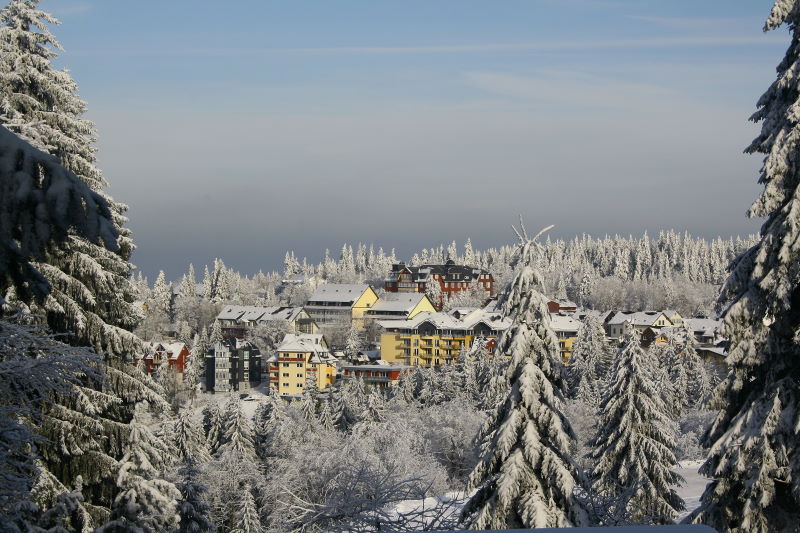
674, 460, 709, 521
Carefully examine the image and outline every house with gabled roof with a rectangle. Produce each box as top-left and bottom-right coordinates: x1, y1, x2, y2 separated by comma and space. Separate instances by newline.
384, 260, 494, 307
604, 310, 675, 340
136, 342, 190, 379
364, 293, 436, 321
303, 283, 379, 327
266, 333, 337, 395
550, 314, 581, 362
378, 308, 511, 368
216, 305, 317, 339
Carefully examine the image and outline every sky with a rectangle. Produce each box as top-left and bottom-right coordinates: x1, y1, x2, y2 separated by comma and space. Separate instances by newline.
41, 0, 788, 280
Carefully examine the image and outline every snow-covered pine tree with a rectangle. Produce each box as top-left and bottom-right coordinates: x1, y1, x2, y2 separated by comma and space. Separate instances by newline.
588, 324, 684, 524
318, 397, 335, 432
173, 409, 211, 463
568, 314, 610, 405
0, 125, 117, 302
343, 322, 361, 360
461, 220, 589, 529
203, 403, 225, 456
679, 328, 712, 409
425, 273, 444, 310
300, 376, 319, 423
230, 486, 262, 533
96, 407, 180, 532
152, 270, 173, 321
175, 460, 216, 533
219, 397, 257, 462
209, 320, 224, 346
691, 8, 800, 527
0, 1, 142, 358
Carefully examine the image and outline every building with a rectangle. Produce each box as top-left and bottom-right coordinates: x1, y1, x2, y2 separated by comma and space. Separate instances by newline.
684, 317, 722, 346
340, 364, 415, 389
547, 299, 578, 314
604, 311, 677, 340
216, 305, 318, 339
137, 342, 190, 379
383, 260, 494, 306
204, 338, 262, 393
550, 314, 580, 362
378, 308, 511, 367
364, 293, 436, 320
303, 284, 379, 327
267, 333, 337, 396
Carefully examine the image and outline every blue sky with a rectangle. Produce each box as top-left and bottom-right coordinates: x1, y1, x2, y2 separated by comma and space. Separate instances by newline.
43, 0, 786, 280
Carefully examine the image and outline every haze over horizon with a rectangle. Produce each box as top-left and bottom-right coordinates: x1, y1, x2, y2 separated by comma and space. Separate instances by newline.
44, 0, 780, 279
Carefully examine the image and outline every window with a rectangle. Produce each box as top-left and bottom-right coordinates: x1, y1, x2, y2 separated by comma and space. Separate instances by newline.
297, 363, 302, 367
283, 372, 289, 377
296, 373, 303, 378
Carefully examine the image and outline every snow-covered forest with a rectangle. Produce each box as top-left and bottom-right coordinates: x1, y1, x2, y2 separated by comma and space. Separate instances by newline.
2, 0, 800, 532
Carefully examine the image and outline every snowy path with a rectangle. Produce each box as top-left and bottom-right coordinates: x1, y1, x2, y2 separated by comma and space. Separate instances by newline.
674, 460, 709, 521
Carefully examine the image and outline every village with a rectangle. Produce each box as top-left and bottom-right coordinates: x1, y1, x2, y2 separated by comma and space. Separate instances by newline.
135, 257, 727, 397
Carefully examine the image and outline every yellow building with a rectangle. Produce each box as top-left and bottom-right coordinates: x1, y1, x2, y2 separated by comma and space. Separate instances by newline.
378, 308, 511, 368
268, 333, 337, 396
364, 293, 436, 320
550, 314, 580, 363
304, 284, 379, 329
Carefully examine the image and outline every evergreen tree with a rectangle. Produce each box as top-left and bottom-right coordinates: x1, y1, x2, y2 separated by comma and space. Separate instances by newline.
692, 10, 800, 520
97, 408, 180, 532
568, 314, 610, 404
173, 410, 211, 463
588, 325, 684, 524
461, 221, 588, 529
343, 322, 362, 360
300, 376, 319, 423
0, 0, 142, 358
151, 270, 173, 320
175, 460, 216, 533
219, 397, 256, 462
204, 403, 225, 456
230, 486, 261, 533
425, 274, 444, 310
209, 320, 224, 345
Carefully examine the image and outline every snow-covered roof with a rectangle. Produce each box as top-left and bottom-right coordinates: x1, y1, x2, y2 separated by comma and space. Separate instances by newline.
307, 283, 371, 304
277, 333, 330, 355
216, 305, 304, 323
550, 314, 580, 333
606, 311, 670, 327
368, 293, 428, 313
684, 317, 721, 336
378, 309, 511, 333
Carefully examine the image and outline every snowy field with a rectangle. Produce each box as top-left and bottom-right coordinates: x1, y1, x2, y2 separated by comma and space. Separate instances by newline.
674, 460, 710, 521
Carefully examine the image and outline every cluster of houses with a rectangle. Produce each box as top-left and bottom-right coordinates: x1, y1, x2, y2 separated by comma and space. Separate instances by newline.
136, 260, 727, 396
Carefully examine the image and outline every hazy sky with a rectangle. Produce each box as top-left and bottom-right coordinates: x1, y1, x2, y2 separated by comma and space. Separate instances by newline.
44, 0, 786, 280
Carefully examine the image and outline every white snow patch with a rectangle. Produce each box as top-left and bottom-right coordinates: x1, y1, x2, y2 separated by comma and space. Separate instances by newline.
673, 460, 709, 521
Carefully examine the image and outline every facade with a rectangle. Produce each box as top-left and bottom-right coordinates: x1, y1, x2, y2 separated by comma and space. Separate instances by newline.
340, 364, 415, 389
204, 338, 262, 393
363, 293, 436, 321
383, 260, 494, 306
550, 314, 580, 362
216, 305, 318, 339
137, 342, 190, 379
267, 333, 337, 396
378, 308, 511, 367
303, 284, 379, 328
